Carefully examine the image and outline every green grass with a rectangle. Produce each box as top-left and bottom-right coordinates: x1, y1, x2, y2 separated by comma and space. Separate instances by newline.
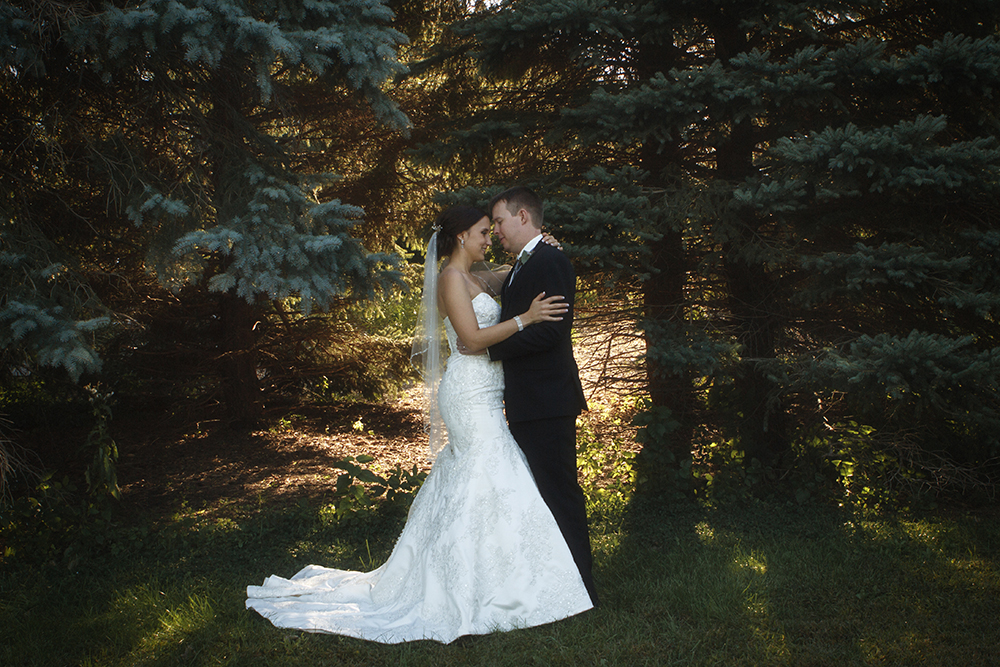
2, 495, 998, 666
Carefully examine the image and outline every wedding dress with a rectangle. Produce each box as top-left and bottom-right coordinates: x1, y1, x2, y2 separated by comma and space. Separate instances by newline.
246, 292, 593, 644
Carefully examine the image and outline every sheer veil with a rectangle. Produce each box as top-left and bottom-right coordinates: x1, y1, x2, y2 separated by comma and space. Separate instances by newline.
410, 231, 447, 461
469, 260, 511, 298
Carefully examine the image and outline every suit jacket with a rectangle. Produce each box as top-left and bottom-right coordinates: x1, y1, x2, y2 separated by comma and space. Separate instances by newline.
488, 242, 588, 422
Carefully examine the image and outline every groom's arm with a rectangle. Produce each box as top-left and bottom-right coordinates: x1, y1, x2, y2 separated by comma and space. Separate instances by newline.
487, 251, 576, 361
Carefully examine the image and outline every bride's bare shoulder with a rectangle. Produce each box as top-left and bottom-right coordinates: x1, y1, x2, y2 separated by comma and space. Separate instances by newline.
438, 266, 476, 302
438, 265, 464, 289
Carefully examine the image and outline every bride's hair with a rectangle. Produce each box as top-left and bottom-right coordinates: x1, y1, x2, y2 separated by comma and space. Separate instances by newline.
435, 205, 487, 258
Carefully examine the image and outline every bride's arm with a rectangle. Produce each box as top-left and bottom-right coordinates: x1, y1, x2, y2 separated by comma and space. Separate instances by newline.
439, 270, 567, 353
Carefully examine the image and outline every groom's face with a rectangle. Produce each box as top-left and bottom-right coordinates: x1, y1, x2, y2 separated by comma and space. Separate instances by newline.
491, 201, 526, 255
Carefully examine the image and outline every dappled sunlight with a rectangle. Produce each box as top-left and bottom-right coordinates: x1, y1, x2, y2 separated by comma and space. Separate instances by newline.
900, 519, 1000, 588
6, 501, 996, 666
117, 392, 431, 525
824, 512, 1000, 664
157, 592, 215, 636
672, 519, 781, 634
695, 520, 716, 544
901, 518, 990, 557
858, 631, 937, 664
725, 543, 772, 628
61, 583, 224, 666
3, 0, 998, 662
730, 545, 768, 576
591, 531, 624, 562
855, 515, 1000, 581
711, 534, 787, 659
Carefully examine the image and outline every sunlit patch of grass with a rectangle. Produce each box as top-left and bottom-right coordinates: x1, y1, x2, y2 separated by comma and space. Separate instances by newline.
90, 585, 213, 664
731, 545, 768, 575
158, 591, 216, 636
695, 520, 715, 544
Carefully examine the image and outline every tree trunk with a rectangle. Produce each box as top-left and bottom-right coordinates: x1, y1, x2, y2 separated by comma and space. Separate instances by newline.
217, 289, 261, 427
208, 58, 262, 427
723, 246, 787, 468
704, 8, 789, 472
633, 35, 695, 488
717, 118, 788, 470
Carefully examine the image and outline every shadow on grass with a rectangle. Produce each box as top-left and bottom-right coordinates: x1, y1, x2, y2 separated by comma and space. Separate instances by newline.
603, 496, 1000, 666
0, 498, 411, 667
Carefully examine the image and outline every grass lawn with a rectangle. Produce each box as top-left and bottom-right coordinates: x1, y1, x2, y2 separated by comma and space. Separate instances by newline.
2, 490, 998, 666
2, 396, 997, 666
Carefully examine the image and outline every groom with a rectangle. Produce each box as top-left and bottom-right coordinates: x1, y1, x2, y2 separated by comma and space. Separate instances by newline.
485, 186, 597, 605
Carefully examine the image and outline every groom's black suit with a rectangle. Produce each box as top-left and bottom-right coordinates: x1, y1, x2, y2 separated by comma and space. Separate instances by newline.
488, 240, 596, 604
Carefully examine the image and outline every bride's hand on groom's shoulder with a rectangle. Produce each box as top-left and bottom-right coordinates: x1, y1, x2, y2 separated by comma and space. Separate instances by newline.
527, 292, 568, 325
541, 231, 562, 250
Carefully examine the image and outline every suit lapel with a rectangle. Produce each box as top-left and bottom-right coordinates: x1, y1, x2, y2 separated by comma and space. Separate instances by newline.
503, 242, 544, 316
500, 265, 513, 317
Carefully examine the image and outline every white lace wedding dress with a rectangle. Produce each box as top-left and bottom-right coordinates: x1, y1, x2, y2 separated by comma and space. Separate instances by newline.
246, 293, 593, 644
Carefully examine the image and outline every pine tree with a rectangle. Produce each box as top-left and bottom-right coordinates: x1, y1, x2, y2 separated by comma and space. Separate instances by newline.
452, 0, 1000, 496
1, 0, 410, 424
0, 2, 116, 383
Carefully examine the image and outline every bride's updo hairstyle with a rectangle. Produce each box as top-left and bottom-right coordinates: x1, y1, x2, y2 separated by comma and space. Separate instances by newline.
435, 205, 487, 258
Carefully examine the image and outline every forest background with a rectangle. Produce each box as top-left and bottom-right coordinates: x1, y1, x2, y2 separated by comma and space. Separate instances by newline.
2, 1, 1000, 665
3, 0, 1000, 561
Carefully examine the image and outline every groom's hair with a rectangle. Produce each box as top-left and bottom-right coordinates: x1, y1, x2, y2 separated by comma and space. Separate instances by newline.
489, 186, 544, 228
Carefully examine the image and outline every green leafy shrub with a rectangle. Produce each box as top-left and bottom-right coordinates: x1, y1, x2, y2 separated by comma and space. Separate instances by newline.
320, 455, 427, 525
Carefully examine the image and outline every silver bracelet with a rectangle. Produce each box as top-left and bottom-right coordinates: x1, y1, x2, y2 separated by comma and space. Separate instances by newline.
514, 315, 524, 331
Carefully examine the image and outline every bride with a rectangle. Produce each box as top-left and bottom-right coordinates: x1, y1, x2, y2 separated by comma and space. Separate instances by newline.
246, 205, 594, 644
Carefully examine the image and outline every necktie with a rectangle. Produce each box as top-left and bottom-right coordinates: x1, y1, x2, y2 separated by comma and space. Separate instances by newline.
510, 258, 522, 283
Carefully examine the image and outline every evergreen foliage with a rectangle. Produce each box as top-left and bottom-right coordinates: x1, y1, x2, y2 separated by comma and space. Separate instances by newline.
443, 0, 1000, 498
0, 229, 107, 382
2, 0, 1000, 506
1, 0, 412, 423
66, 0, 409, 306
